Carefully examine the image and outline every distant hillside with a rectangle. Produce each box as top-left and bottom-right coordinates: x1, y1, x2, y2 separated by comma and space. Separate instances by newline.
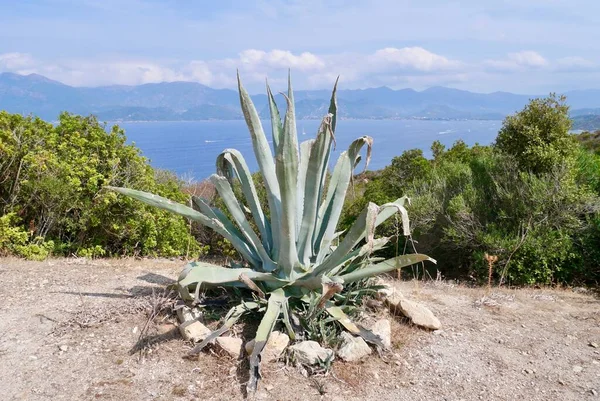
572, 114, 600, 131
575, 130, 600, 153
2, 72, 600, 121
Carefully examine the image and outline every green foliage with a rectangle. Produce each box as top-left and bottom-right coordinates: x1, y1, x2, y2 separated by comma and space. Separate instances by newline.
342, 132, 600, 285
496, 94, 578, 174
576, 130, 600, 154
0, 213, 54, 260
0, 111, 204, 258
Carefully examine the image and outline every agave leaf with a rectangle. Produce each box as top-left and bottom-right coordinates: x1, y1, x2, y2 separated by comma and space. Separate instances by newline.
177, 261, 285, 301
313, 197, 411, 276
187, 301, 259, 356
377, 197, 411, 235
296, 139, 315, 239
338, 254, 436, 284
210, 174, 277, 272
248, 288, 285, 394
192, 196, 260, 267
238, 73, 282, 261
312, 136, 373, 262
108, 186, 205, 221
107, 186, 261, 267
266, 80, 283, 152
216, 149, 272, 252
297, 115, 334, 264
275, 78, 300, 276
281, 298, 297, 341
325, 302, 385, 348
239, 273, 266, 299
328, 237, 391, 277
328, 76, 339, 135
317, 280, 343, 309
311, 202, 379, 277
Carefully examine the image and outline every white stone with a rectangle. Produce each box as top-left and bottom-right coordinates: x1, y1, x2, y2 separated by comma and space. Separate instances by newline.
176, 305, 203, 324
374, 278, 399, 300
337, 332, 372, 362
386, 297, 441, 330
245, 331, 290, 362
371, 319, 392, 348
179, 321, 211, 342
215, 337, 243, 358
289, 341, 334, 366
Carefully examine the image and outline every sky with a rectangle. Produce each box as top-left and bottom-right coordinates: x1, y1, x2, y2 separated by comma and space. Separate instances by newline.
1, 0, 599, 94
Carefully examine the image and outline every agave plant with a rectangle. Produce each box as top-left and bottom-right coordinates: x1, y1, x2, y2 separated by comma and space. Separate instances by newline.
108, 73, 434, 392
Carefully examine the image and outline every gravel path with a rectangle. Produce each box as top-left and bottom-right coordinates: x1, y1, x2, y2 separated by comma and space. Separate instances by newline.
0, 257, 598, 400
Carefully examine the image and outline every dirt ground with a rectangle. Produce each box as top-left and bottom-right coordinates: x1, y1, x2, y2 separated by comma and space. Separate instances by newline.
0, 257, 598, 401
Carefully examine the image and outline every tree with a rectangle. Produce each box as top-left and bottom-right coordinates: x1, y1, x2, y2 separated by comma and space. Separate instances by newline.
495, 94, 577, 174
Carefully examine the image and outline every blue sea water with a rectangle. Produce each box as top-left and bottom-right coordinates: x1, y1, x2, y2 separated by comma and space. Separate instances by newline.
116, 119, 503, 181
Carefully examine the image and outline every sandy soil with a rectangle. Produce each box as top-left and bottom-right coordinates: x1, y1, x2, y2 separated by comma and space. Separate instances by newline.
0, 257, 598, 401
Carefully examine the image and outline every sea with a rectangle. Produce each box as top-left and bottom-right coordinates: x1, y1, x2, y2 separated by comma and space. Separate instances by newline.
116, 119, 503, 181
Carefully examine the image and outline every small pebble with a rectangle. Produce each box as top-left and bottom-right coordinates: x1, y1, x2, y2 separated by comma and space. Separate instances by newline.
573, 365, 583, 373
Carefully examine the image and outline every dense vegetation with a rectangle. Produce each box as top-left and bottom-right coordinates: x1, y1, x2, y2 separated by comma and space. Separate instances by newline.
1, 93, 599, 286
0, 112, 205, 259
342, 95, 600, 285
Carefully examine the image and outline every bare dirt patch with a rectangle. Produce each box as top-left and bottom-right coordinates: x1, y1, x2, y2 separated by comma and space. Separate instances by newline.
0, 258, 598, 400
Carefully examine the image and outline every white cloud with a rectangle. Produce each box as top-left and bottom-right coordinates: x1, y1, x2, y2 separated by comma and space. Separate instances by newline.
238, 49, 325, 71
1, 47, 596, 93
484, 51, 548, 72
370, 47, 461, 72
508, 51, 548, 67
555, 56, 596, 71
0, 52, 36, 70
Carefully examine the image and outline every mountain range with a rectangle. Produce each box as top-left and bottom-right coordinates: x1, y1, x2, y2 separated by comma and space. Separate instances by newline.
1, 72, 600, 129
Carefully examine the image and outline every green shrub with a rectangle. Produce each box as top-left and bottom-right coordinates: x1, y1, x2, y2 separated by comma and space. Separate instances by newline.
496, 94, 577, 174
0, 213, 53, 260
0, 111, 205, 258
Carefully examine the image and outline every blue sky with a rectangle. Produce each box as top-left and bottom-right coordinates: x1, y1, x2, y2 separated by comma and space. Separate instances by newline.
1, 0, 599, 93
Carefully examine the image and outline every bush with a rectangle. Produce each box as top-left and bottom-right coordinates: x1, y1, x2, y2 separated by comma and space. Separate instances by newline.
496, 94, 577, 174
0, 213, 54, 260
0, 112, 206, 258
341, 137, 600, 285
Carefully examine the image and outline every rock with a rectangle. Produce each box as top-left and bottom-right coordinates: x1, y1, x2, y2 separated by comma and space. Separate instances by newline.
591, 389, 598, 396
589, 342, 599, 348
215, 337, 243, 358
387, 297, 441, 330
573, 365, 583, 373
371, 319, 392, 348
289, 341, 335, 366
337, 332, 372, 362
245, 331, 290, 362
156, 323, 177, 335
374, 278, 397, 300
176, 305, 203, 324
58, 345, 69, 352
179, 321, 211, 342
